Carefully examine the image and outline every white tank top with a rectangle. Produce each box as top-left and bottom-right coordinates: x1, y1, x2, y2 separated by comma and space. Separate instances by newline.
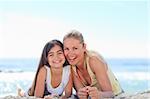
44, 65, 70, 95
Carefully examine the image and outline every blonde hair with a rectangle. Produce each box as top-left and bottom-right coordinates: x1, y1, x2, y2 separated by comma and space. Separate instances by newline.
63, 30, 84, 44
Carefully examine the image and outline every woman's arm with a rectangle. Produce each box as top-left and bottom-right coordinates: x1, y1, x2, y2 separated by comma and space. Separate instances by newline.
72, 69, 84, 92
72, 69, 88, 99
89, 56, 114, 98
34, 66, 47, 97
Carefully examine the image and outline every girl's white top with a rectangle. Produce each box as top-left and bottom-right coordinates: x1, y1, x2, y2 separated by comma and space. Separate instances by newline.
44, 65, 70, 95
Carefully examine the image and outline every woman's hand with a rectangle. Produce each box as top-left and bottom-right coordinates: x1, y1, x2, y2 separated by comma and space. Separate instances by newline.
86, 86, 101, 99
77, 87, 88, 99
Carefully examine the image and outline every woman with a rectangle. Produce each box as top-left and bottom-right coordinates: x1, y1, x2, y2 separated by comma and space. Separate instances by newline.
19, 40, 72, 98
63, 30, 123, 99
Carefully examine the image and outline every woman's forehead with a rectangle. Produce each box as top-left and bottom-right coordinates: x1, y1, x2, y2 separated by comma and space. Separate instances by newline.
64, 38, 80, 44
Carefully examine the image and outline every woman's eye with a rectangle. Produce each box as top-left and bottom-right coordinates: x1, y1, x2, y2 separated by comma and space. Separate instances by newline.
74, 47, 78, 50
64, 48, 69, 50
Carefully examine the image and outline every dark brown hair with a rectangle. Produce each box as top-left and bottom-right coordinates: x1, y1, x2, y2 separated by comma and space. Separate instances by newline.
28, 39, 69, 96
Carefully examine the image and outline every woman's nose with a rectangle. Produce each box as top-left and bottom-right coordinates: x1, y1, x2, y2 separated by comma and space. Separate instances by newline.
68, 49, 75, 55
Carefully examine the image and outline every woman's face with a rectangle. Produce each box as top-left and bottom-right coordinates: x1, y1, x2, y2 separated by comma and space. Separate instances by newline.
63, 38, 86, 66
47, 45, 65, 68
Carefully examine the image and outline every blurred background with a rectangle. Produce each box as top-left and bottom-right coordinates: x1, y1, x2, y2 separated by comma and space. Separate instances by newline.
0, 0, 149, 97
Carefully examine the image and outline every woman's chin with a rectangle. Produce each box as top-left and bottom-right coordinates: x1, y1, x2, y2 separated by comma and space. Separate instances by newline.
69, 61, 76, 66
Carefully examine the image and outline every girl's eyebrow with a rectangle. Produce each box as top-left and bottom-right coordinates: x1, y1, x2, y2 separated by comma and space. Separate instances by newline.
48, 52, 53, 54
57, 50, 63, 52
48, 50, 63, 54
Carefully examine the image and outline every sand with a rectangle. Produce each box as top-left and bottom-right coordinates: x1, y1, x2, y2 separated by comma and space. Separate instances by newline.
1, 90, 150, 99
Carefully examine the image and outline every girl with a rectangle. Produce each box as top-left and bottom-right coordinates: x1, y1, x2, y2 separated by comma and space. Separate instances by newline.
19, 40, 72, 98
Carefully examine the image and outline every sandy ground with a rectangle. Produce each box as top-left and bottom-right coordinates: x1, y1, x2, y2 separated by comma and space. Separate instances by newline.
1, 90, 150, 99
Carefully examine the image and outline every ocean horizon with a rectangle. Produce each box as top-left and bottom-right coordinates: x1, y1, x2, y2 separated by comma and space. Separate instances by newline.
0, 58, 149, 97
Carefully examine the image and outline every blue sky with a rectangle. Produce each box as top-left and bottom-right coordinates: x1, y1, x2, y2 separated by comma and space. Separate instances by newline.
0, 0, 149, 58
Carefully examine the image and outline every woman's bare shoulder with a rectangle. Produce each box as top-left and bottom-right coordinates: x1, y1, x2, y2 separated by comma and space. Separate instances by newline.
88, 56, 107, 72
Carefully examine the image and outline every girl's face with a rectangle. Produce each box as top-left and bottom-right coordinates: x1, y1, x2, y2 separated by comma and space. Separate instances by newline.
63, 38, 86, 66
47, 45, 65, 68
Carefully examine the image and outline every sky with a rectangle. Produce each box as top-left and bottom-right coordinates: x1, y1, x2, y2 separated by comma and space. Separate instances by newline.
0, 0, 149, 59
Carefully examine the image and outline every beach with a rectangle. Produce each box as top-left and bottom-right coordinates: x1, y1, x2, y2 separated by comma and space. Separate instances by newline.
0, 58, 149, 98
1, 90, 150, 99
114, 90, 150, 99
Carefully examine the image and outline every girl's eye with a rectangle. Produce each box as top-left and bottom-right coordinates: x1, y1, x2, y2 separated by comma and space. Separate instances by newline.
58, 52, 63, 54
48, 54, 53, 57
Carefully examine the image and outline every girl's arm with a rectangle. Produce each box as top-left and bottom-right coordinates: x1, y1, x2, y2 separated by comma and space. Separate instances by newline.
34, 66, 47, 98
63, 73, 73, 98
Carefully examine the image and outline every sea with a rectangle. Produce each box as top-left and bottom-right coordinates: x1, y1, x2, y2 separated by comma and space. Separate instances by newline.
0, 58, 149, 97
